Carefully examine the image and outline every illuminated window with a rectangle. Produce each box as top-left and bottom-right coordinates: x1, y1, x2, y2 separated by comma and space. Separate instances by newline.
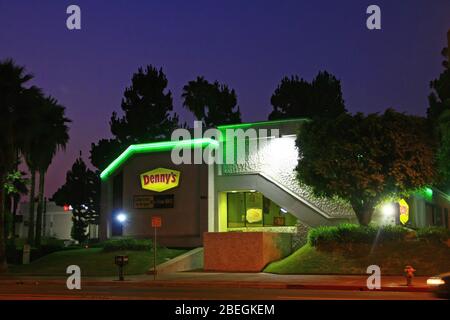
226, 191, 297, 228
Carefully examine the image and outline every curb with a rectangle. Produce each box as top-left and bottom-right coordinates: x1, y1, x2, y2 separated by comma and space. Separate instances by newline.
0, 278, 432, 293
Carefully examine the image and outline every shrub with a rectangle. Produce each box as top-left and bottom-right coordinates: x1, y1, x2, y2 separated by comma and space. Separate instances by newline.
308, 223, 409, 247
101, 238, 154, 252
417, 227, 450, 243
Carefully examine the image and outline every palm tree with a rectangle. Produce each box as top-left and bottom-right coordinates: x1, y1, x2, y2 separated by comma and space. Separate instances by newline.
5, 170, 28, 239
33, 97, 70, 246
23, 95, 45, 247
0, 59, 39, 272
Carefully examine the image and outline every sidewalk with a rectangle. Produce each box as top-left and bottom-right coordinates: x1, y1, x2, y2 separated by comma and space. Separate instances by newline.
0, 272, 432, 292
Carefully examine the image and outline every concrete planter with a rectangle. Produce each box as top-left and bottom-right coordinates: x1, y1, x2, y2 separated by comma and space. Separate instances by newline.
203, 232, 292, 272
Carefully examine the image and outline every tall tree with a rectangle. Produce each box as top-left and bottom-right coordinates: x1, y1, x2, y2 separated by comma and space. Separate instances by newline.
427, 46, 449, 123
90, 138, 126, 172
52, 157, 100, 243
91, 65, 180, 170
269, 71, 347, 120
31, 97, 70, 246
0, 59, 40, 272
182, 76, 241, 127
22, 94, 43, 246
427, 35, 450, 191
296, 109, 435, 225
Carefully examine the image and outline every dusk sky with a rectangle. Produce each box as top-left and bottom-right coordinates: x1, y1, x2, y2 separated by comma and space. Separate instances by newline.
0, 0, 449, 197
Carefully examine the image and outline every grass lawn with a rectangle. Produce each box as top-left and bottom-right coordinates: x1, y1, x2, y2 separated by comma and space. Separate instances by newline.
264, 242, 450, 276
9, 247, 187, 277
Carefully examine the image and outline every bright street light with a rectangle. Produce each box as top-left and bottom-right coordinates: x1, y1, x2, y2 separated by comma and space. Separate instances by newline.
116, 213, 127, 223
381, 203, 396, 216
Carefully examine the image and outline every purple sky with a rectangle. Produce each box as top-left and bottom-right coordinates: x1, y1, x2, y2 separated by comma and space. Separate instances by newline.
0, 0, 449, 197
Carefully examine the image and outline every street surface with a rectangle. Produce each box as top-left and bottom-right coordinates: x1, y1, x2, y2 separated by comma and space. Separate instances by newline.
0, 283, 440, 300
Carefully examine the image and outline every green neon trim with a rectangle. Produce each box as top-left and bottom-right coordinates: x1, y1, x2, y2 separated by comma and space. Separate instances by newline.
416, 186, 433, 201
217, 118, 310, 130
100, 138, 218, 180
423, 187, 433, 199
101, 119, 306, 180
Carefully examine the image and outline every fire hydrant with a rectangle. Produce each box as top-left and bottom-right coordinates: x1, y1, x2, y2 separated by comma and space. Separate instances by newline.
404, 265, 416, 286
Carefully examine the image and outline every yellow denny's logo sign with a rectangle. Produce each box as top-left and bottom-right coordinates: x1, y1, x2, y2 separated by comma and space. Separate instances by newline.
140, 168, 181, 192
398, 199, 409, 225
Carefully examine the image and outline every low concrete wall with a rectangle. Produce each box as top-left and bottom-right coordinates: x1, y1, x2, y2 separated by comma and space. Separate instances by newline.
204, 232, 292, 272
148, 247, 204, 274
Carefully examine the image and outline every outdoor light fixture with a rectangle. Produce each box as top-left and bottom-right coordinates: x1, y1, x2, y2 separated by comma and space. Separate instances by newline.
116, 213, 127, 223
381, 203, 396, 216
280, 208, 288, 214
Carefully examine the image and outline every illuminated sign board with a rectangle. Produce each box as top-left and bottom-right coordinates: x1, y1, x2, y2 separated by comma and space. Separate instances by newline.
133, 195, 174, 209
398, 199, 409, 225
140, 168, 180, 192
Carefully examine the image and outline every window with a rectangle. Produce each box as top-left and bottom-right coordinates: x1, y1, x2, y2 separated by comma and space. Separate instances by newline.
433, 206, 443, 226
226, 191, 297, 228
444, 208, 449, 229
426, 203, 445, 227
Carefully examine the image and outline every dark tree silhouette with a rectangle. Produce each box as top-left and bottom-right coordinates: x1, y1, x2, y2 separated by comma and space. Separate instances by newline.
34, 97, 70, 246
0, 59, 41, 271
91, 65, 180, 171
182, 76, 241, 127
428, 35, 450, 191
52, 157, 100, 243
269, 71, 347, 120
427, 47, 449, 123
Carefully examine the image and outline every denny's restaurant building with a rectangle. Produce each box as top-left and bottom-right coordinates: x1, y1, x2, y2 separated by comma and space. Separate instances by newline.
99, 119, 450, 271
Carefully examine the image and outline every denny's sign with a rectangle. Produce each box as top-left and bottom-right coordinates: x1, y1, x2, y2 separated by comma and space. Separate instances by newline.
140, 168, 181, 192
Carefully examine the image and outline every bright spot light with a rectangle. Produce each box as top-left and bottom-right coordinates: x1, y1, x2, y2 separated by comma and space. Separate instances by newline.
427, 277, 445, 286
116, 213, 127, 223
381, 203, 396, 216
280, 208, 288, 214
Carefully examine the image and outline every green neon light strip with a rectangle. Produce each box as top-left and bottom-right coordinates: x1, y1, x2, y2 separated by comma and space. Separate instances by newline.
101, 118, 307, 180
217, 118, 310, 130
423, 187, 433, 199
100, 138, 219, 180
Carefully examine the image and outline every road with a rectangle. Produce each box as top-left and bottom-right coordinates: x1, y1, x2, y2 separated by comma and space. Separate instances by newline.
0, 283, 440, 300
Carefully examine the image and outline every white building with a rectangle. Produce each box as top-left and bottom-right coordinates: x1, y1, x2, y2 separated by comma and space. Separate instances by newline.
17, 201, 74, 240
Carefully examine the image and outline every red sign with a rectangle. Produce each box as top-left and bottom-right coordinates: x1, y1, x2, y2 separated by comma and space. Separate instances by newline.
151, 216, 162, 228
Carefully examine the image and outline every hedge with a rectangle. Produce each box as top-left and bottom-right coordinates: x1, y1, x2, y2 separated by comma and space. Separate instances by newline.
100, 238, 154, 252
307, 223, 409, 247
416, 226, 450, 243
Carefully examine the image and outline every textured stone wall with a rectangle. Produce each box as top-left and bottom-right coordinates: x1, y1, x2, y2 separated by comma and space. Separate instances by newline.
221, 136, 354, 218
292, 221, 310, 250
